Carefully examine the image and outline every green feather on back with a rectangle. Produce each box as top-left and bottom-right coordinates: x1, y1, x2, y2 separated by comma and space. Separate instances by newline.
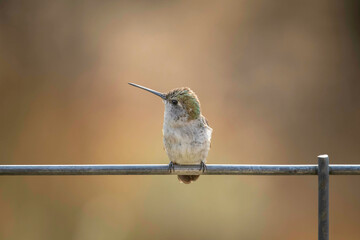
166, 88, 201, 120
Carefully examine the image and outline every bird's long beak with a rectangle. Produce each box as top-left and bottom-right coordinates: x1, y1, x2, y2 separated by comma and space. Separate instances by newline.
128, 83, 166, 100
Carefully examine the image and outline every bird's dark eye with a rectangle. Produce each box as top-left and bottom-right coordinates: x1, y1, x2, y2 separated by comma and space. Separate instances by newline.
171, 100, 178, 105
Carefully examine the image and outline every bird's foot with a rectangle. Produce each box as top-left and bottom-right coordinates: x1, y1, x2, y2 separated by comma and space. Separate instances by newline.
200, 162, 207, 173
168, 161, 175, 173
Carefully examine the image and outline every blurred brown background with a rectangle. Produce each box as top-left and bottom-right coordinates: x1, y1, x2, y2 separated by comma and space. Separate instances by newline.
1, 0, 360, 239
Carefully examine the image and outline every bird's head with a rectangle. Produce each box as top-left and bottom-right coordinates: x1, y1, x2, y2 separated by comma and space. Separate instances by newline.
128, 83, 201, 123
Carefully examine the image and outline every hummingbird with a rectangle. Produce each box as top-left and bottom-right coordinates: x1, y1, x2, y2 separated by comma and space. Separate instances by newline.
128, 83, 213, 184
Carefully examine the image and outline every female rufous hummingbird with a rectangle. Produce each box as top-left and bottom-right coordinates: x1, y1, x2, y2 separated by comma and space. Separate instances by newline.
129, 83, 213, 184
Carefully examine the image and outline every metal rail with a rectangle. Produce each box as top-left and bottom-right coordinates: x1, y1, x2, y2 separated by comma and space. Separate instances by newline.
1, 154, 359, 240
0, 164, 359, 175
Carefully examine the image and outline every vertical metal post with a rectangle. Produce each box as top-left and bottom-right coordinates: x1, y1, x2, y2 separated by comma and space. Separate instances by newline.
318, 154, 329, 240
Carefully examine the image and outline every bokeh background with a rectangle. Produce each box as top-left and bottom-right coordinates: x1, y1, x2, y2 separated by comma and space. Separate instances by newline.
1, 0, 360, 239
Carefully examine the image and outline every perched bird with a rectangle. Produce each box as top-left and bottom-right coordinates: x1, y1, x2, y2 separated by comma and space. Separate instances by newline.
129, 83, 212, 184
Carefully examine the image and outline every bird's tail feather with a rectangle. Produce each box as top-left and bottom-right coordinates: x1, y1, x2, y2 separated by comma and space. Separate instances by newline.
177, 175, 200, 184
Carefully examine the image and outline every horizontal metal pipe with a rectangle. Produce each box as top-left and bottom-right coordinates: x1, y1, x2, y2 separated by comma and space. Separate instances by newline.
329, 165, 360, 175
0, 164, 359, 176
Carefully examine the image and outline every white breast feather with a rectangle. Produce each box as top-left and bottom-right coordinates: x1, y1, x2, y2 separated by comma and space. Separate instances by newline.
163, 116, 212, 165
